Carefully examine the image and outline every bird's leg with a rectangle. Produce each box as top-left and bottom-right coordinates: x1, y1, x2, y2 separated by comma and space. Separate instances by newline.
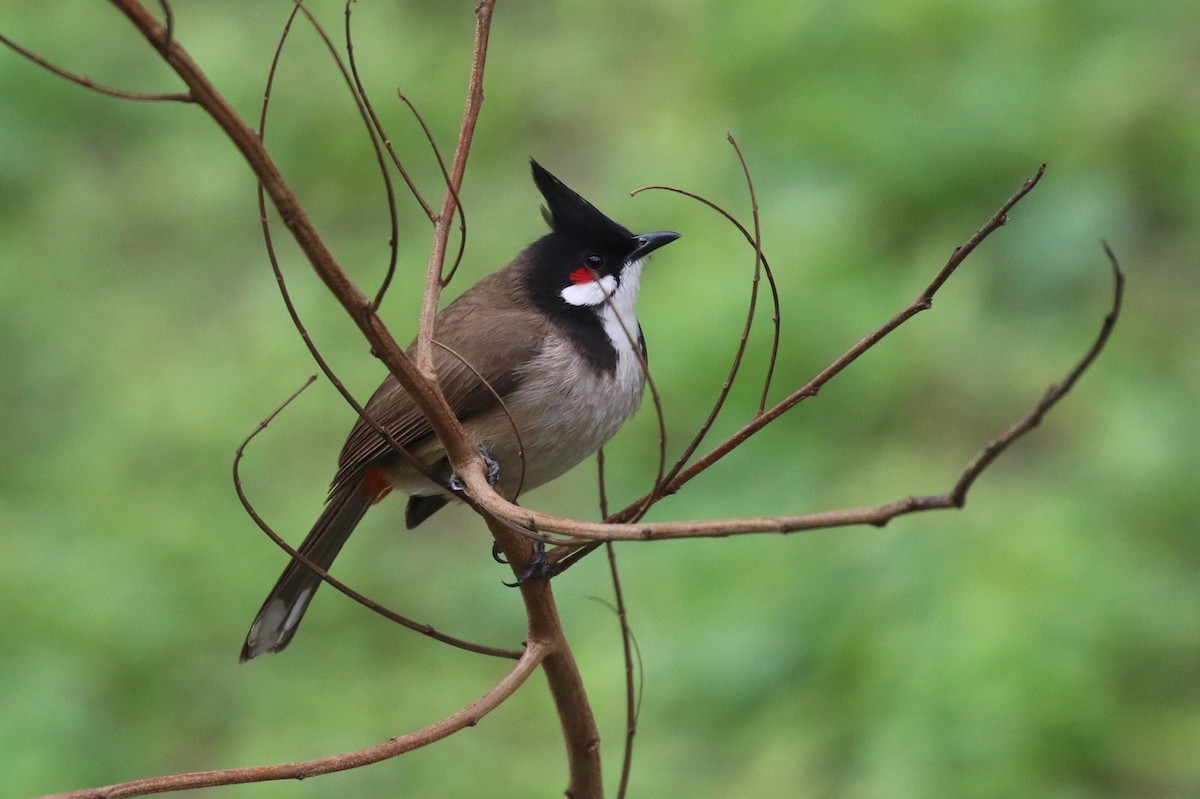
444, 450, 547, 583
444, 449, 514, 566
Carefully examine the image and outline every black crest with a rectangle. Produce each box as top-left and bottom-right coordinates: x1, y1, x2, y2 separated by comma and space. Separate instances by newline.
530, 160, 633, 251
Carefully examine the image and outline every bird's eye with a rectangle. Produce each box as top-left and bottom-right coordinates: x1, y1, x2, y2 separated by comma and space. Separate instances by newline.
586, 254, 603, 267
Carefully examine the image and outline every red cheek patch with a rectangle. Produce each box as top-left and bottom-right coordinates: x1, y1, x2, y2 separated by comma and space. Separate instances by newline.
570, 267, 597, 285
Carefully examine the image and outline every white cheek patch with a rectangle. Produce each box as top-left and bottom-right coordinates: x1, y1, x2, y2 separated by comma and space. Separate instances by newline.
560, 274, 617, 307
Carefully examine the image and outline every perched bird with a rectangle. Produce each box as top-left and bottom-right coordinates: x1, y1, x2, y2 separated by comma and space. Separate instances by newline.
240, 160, 679, 661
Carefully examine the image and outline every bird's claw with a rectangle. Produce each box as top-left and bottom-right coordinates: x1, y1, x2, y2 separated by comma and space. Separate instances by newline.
503, 540, 549, 587
450, 447, 501, 493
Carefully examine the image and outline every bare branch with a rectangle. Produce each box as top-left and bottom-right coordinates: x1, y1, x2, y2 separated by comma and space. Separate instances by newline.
605, 544, 642, 799
107, 0, 485, 492
251, 5, 520, 657
0, 30, 191, 102
594, 451, 642, 799
339, 2, 403, 309
415, 0, 495, 375
617, 162, 1050, 518
477, 230, 1123, 545
396, 91, 469, 286
724, 134, 784, 414
484, 513, 604, 799
35, 642, 547, 799
454, 165, 1119, 544
628, 138, 783, 510
946, 240, 1124, 505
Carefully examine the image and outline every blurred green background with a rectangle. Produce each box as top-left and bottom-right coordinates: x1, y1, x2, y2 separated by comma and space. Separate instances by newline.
2, 1, 1197, 797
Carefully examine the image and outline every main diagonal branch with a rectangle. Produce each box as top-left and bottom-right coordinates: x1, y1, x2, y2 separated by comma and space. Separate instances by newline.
108, 0, 482, 480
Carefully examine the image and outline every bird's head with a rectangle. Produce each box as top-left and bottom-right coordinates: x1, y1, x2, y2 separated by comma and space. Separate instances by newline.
526, 160, 679, 311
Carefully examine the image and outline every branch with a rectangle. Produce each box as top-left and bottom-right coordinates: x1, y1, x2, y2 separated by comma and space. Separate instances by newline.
452, 166, 1122, 544
484, 515, 604, 799
579, 239, 1123, 543
247, 4, 521, 658
0, 30, 192, 102
414, 0, 495, 374
35, 642, 547, 799
107, 0, 485, 487
621, 162, 1050, 515
628, 135, 783, 514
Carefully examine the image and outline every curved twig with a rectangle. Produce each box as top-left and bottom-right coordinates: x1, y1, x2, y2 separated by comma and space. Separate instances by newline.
455, 165, 1121, 545
485, 228, 1123, 545
628, 160, 782, 500
340, 1, 402, 309
35, 642, 547, 799
725, 134, 783, 413
415, 0, 494, 374
604, 545, 642, 799
396, 92, 469, 286
0, 31, 191, 102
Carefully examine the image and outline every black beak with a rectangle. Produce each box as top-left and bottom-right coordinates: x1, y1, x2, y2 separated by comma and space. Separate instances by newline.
628, 230, 680, 262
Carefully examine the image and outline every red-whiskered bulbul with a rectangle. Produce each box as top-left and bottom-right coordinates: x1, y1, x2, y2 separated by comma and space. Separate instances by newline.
240, 161, 679, 661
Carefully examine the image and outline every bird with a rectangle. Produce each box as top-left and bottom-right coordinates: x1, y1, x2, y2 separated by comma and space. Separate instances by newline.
240, 160, 679, 662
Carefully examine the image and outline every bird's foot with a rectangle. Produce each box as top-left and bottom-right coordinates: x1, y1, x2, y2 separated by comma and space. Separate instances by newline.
492, 542, 508, 564
449, 447, 501, 493
503, 540, 550, 587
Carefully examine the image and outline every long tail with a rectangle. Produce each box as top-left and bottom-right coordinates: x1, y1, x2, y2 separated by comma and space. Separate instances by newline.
239, 483, 374, 662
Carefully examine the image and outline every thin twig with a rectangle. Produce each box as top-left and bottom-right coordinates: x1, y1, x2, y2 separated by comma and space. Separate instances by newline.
35, 642, 547, 799
396, 91, 469, 286
627, 156, 782, 502
595, 451, 642, 799
460, 164, 1119, 544
340, 1, 402, 310
946, 240, 1124, 504
480, 228, 1123, 545
606, 544, 641, 799
0, 31, 192, 102
725, 134, 783, 413
614, 163, 1049, 521
415, 0, 494, 375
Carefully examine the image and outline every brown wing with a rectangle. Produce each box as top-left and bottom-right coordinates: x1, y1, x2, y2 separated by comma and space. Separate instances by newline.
330, 286, 546, 494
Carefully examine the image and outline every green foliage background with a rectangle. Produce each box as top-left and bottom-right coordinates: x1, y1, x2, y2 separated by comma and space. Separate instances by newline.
2, 2, 1197, 797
